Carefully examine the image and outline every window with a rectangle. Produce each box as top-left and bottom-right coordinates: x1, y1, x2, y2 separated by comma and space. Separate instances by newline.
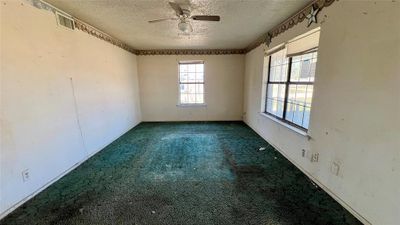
179, 61, 204, 104
265, 48, 317, 130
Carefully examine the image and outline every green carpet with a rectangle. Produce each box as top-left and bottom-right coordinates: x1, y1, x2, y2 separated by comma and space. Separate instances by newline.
1, 122, 361, 225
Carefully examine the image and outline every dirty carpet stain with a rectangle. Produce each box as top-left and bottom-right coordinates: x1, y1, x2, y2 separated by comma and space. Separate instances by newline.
1, 122, 361, 225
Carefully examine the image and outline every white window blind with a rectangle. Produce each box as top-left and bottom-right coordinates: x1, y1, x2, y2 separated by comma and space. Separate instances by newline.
286, 28, 320, 57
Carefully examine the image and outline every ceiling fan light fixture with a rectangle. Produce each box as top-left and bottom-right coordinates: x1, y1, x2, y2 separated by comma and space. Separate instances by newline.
148, 2, 220, 33
178, 21, 193, 33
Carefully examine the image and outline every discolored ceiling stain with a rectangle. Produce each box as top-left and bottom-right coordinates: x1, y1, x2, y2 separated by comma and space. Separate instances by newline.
45, 0, 310, 50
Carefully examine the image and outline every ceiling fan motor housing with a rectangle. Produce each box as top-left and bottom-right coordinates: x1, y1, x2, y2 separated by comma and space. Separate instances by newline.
179, 7, 191, 18
148, 2, 220, 33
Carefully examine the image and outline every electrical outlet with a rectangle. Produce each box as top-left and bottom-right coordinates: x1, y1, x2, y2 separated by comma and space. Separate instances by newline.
22, 169, 30, 182
310, 153, 319, 163
331, 162, 340, 176
301, 149, 307, 157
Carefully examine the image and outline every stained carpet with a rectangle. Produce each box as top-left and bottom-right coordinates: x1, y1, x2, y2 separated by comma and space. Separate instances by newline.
1, 122, 361, 225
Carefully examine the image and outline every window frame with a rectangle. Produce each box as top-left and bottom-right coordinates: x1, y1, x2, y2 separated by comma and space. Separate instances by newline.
178, 61, 205, 105
264, 49, 317, 131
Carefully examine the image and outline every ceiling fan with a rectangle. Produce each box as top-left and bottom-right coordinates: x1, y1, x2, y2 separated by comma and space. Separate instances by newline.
148, 1, 220, 33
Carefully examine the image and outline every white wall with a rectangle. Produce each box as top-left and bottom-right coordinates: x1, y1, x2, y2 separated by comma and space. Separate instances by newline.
138, 55, 244, 121
0, 1, 141, 218
243, 1, 400, 225
2, 0, 399, 224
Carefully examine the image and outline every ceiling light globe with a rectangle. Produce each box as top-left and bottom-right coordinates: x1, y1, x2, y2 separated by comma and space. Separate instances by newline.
178, 21, 193, 33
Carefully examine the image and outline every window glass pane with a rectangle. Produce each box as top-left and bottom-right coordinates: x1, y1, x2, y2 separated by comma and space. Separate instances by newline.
269, 67, 275, 81
302, 106, 311, 129
196, 72, 204, 82
285, 85, 297, 123
277, 99, 284, 118
290, 52, 317, 82
295, 85, 307, 105
278, 84, 286, 101
180, 64, 188, 72
290, 51, 317, 82
188, 94, 196, 103
292, 104, 305, 126
268, 100, 276, 116
266, 99, 282, 117
287, 85, 297, 104
266, 98, 274, 114
266, 84, 285, 118
270, 54, 277, 67
299, 57, 312, 81
180, 73, 188, 83
196, 94, 204, 104
196, 84, 204, 94
305, 85, 313, 107
179, 63, 204, 104
285, 102, 294, 122
180, 84, 187, 93
187, 73, 196, 82
274, 66, 281, 80
281, 63, 288, 81
269, 66, 288, 82
187, 84, 196, 94
310, 56, 317, 81
267, 84, 286, 101
269, 49, 288, 82
290, 61, 301, 82
188, 64, 196, 72
287, 85, 310, 106
285, 84, 314, 128
196, 64, 204, 73
180, 94, 188, 103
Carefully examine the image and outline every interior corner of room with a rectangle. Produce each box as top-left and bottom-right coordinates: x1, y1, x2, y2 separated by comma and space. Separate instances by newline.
1, 0, 399, 224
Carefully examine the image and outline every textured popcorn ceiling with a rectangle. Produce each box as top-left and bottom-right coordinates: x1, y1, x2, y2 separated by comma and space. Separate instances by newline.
45, 0, 309, 50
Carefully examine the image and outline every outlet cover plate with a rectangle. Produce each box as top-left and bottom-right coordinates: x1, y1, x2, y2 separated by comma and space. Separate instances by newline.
22, 169, 30, 182
331, 162, 340, 176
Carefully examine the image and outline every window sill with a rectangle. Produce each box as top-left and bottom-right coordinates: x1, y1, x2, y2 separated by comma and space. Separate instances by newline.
176, 103, 207, 108
260, 112, 310, 138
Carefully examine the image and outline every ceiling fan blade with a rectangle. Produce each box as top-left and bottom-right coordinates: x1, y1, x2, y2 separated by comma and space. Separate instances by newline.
148, 18, 178, 23
169, 2, 184, 16
190, 15, 220, 21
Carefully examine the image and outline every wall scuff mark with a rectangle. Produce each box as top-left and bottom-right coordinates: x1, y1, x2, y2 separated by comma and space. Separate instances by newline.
69, 77, 88, 156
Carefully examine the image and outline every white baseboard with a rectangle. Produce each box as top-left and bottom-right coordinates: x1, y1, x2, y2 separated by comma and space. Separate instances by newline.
0, 121, 140, 220
243, 120, 371, 225
2, 120, 369, 224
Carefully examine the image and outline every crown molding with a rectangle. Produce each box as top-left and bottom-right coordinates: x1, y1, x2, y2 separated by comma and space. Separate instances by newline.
136, 49, 246, 55
27, 0, 243, 56
28, 0, 336, 56
245, 35, 268, 54
26, 0, 139, 55
245, 0, 336, 53
74, 19, 139, 55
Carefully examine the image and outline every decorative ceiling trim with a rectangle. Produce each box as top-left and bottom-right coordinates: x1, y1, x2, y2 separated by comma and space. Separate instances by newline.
26, 0, 139, 55
245, 35, 269, 54
245, 0, 336, 53
28, 0, 336, 56
74, 19, 139, 55
27, 0, 245, 56
136, 49, 246, 55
